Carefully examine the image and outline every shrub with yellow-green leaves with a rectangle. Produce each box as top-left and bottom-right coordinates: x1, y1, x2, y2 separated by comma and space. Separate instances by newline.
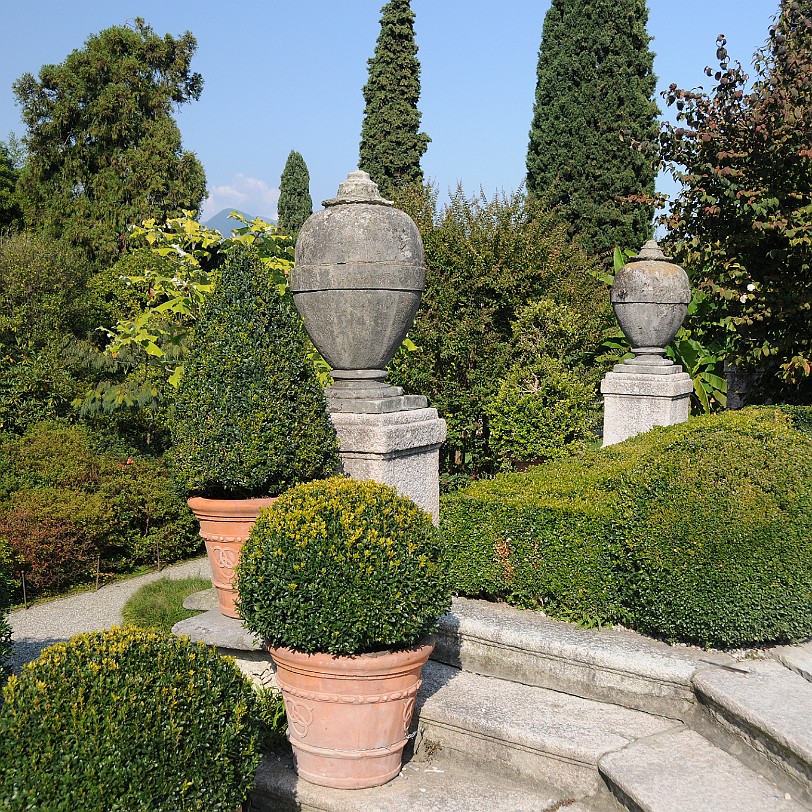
237, 477, 451, 655
0, 627, 261, 811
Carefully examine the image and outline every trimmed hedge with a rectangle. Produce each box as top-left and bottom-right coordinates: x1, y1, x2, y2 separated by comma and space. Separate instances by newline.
441, 407, 812, 647
169, 244, 338, 498
0, 422, 200, 597
237, 477, 451, 655
0, 627, 261, 810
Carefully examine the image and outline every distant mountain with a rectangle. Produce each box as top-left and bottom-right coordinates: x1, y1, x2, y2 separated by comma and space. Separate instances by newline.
202, 208, 276, 235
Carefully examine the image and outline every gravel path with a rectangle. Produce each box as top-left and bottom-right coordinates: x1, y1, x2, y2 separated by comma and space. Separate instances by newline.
6, 557, 210, 674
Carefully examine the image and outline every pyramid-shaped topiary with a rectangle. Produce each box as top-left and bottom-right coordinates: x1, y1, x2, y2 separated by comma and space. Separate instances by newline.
169, 244, 338, 498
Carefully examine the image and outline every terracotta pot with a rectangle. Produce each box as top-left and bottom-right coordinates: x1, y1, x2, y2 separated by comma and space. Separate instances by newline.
187, 496, 277, 618
268, 637, 434, 789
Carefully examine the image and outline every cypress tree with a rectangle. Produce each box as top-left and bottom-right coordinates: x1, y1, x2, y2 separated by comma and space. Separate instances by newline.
277, 150, 312, 236
359, 0, 430, 197
526, 0, 659, 260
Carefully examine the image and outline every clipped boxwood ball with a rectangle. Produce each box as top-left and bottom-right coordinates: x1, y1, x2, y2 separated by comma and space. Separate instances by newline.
0, 627, 261, 811
170, 244, 338, 498
237, 477, 451, 655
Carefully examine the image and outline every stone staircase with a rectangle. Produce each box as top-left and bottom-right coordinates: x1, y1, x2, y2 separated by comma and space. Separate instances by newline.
175, 595, 812, 811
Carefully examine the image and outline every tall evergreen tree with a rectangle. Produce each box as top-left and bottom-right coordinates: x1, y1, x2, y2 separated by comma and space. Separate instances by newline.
359, 0, 430, 197
526, 0, 659, 260
277, 150, 312, 236
0, 145, 21, 231
13, 18, 206, 265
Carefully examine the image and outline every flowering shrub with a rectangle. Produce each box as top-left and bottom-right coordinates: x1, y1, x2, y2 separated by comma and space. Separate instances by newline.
237, 477, 450, 654
0, 627, 261, 810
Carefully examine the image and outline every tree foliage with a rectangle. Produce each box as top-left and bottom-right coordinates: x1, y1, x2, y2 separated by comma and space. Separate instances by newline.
0, 232, 98, 435
390, 186, 610, 482
0, 144, 21, 231
359, 0, 430, 197
13, 18, 206, 265
526, 0, 659, 260
660, 0, 812, 402
277, 150, 313, 237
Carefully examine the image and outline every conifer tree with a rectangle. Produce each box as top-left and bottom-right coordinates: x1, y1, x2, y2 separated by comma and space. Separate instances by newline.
277, 150, 312, 236
526, 0, 659, 260
14, 19, 205, 265
359, 0, 430, 197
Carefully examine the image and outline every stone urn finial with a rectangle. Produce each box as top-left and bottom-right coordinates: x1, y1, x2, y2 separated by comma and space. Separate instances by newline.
610, 239, 691, 370
322, 169, 394, 207
292, 170, 427, 413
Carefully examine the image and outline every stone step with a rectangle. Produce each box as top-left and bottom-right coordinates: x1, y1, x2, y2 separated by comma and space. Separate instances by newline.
247, 750, 599, 812
414, 660, 678, 798
771, 641, 812, 684
433, 597, 735, 719
599, 728, 807, 812
692, 660, 812, 803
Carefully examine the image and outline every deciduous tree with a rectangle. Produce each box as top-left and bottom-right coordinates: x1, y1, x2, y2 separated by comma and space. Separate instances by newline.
660, 0, 812, 402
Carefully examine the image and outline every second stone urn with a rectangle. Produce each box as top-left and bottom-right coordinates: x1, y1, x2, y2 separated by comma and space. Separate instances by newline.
611, 240, 691, 370
292, 170, 426, 410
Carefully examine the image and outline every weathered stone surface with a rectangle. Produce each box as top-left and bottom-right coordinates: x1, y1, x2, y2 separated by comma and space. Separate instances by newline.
248, 751, 596, 812
771, 641, 812, 684
182, 587, 219, 611
601, 370, 693, 446
172, 609, 276, 689
330, 407, 446, 523
599, 729, 806, 812
610, 241, 690, 360
415, 661, 678, 796
433, 597, 731, 719
293, 171, 425, 391
693, 660, 812, 793
172, 607, 262, 652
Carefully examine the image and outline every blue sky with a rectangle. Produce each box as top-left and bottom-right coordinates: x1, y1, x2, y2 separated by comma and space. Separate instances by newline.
0, 1, 779, 224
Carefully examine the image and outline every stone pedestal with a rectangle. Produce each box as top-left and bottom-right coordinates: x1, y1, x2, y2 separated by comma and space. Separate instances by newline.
601, 365, 693, 447
329, 406, 446, 524
173, 601, 276, 690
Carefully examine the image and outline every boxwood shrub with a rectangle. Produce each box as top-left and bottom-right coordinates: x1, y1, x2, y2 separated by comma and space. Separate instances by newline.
237, 477, 451, 655
169, 245, 338, 498
441, 407, 812, 647
0, 627, 261, 810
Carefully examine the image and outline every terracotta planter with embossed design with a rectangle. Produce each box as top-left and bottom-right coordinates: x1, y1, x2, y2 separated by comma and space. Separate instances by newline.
187, 496, 277, 618
267, 638, 434, 789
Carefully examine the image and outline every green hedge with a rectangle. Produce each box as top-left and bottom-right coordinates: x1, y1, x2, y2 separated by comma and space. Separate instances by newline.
441, 407, 812, 647
0, 422, 200, 597
0, 627, 261, 810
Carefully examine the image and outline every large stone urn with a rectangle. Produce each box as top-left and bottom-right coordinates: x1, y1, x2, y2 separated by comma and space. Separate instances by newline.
292, 170, 427, 411
610, 240, 691, 369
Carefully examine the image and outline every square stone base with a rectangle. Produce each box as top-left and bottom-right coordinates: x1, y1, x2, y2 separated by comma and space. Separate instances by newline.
329, 407, 447, 524
601, 370, 693, 447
